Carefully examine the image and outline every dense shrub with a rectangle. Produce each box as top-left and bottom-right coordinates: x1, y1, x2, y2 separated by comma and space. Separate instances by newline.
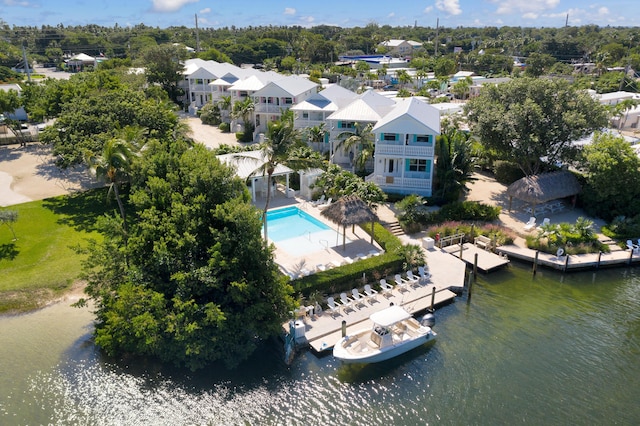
526, 217, 608, 254
601, 215, 640, 244
431, 201, 501, 222
218, 122, 230, 132
493, 160, 525, 185
426, 221, 516, 246
292, 223, 404, 298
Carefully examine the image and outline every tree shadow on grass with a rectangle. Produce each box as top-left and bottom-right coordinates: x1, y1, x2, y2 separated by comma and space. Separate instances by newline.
42, 187, 128, 233
0, 242, 19, 260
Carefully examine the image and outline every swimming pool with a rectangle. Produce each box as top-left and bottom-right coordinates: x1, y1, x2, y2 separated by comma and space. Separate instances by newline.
265, 206, 347, 255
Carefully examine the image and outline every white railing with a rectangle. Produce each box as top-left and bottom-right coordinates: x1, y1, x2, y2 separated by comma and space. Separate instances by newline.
374, 144, 434, 157
370, 175, 432, 191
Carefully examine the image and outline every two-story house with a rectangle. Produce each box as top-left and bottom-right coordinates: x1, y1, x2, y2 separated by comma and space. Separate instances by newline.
379, 39, 423, 57
291, 85, 358, 153
252, 76, 319, 138
369, 97, 440, 196
326, 90, 396, 167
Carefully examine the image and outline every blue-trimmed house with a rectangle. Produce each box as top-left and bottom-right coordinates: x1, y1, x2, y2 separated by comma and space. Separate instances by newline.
369, 97, 440, 196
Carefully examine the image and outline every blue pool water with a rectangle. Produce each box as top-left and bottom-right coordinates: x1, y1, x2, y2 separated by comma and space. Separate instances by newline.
266, 206, 330, 242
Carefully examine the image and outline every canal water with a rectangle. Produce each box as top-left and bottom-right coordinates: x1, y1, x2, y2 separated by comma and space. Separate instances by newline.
1, 262, 639, 425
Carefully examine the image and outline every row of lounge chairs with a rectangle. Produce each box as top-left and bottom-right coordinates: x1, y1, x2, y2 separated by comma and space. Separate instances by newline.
325, 266, 432, 317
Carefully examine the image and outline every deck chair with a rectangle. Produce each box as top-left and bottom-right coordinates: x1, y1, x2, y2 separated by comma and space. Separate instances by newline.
351, 288, 367, 308
364, 284, 378, 302
379, 279, 393, 297
394, 274, 410, 292
536, 218, 551, 232
326, 297, 341, 317
418, 266, 431, 283
312, 194, 325, 206
523, 217, 536, 231
317, 197, 333, 209
405, 270, 421, 287
338, 292, 354, 312
626, 240, 639, 254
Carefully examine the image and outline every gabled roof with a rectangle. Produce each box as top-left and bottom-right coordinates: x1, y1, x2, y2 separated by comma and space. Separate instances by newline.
229, 75, 266, 92
326, 98, 393, 122
254, 76, 318, 98
217, 150, 293, 180
372, 97, 440, 134
290, 85, 357, 112
69, 53, 95, 62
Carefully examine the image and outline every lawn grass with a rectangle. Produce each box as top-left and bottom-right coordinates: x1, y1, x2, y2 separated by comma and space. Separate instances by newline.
0, 188, 112, 313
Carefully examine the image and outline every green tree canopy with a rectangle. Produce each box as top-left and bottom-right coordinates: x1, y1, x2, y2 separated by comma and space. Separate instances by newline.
579, 132, 640, 220
82, 141, 295, 370
465, 77, 608, 176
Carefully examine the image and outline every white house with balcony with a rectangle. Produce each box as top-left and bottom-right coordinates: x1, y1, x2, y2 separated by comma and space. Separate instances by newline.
326, 90, 396, 166
369, 97, 440, 196
291, 85, 358, 152
252, 76, 319, 137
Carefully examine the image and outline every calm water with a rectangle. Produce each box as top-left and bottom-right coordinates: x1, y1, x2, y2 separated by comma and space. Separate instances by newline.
1, 262, 640, 425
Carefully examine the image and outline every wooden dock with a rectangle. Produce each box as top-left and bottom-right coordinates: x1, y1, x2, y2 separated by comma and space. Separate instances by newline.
442, 243, 510, 272
495, 244, 640, 271
284, 249, 466, 353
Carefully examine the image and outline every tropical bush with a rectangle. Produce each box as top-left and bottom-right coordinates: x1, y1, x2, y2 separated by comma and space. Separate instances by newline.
601, 215, 640, 245
493, 160, 525, 185
525, 217, 609, 254
432, 201, 501, 222
426, 221, 516, 247
219, 122, 230, 132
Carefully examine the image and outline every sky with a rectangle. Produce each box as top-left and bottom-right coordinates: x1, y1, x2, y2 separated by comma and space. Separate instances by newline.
1, 0, 639, 29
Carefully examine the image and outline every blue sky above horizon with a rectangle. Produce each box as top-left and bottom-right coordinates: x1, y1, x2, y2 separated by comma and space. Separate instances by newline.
2, 0, 639, 29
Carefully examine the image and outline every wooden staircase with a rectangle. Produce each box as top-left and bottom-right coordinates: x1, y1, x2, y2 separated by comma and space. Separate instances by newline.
385, 221, 405, 237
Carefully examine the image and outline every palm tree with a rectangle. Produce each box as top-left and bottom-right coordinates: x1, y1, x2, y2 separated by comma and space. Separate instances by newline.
396, 69, 413, 90
217, 95, 232, 124
335, 122, 375, 174
85, 138, 135, 233
434, 128, 476, 201
231, 97, 255, 135
307, 123, 326, 152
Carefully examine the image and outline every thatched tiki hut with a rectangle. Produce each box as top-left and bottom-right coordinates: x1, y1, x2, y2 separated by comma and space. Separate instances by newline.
320, 195, 378, 250
506, 171, 581, 214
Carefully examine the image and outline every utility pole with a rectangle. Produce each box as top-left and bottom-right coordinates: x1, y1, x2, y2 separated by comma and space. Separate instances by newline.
434, 18, 439, 57
21, 45, 31, 82
195, 14, 200, 53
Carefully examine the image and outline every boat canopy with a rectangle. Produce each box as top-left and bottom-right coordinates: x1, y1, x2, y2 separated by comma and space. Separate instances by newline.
370, 306, 411, 328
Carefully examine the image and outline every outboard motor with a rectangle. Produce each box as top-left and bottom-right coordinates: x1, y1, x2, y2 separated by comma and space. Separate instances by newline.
421, 311, 436, 327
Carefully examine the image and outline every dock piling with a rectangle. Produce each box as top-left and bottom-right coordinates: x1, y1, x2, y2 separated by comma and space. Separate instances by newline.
563, 254, 569, 272
473, 253, 478, 279
533, 251, 539, 275
341, 320, 346, 337
430, 286, 435, 311
596, 251, 602, 269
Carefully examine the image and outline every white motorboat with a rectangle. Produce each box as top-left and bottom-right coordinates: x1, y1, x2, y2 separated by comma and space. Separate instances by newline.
333, 305, 436, 364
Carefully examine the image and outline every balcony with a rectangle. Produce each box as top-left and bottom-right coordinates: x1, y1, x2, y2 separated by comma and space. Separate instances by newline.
370, 175, 432, 193
374, 143, 434, 158
254, 104, 288, 113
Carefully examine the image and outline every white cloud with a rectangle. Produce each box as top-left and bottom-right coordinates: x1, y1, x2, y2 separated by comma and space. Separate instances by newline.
523, 12, 538, 19
152, 0, 200, 13
199, 8, 210, 14
598, 7, 609, 15
284, 7, 296, 16
435, 0, 462, 16
494, 0, 559, 15
424, 6, 433, 13
388, 12, 395, 18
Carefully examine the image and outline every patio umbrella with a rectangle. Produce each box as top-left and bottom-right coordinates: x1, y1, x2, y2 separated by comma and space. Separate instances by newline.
320, 195, 378, 250
505, 171, 581, 214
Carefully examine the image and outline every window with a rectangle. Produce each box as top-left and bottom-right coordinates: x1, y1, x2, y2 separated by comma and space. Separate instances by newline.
416, 135, 432, 143
408, 159, 428, 172
284, 97, 293, 105
195, 79, 203, 85
383, 133, 397, 141
340, 121, 355, 129
302, 112, 309, 119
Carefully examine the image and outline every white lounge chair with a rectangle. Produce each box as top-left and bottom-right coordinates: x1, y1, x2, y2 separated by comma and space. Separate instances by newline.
536, 217, 551, 232
364, 284, 378, 302
312, 194, 325, 206
523, 217, 536, 231
351, 288, 367, 308
394, 274, 410, 292
326, 297, 341, 317
338, 292, 354, 312
626, 240, 639, 254
317, 197, 333, 209
379, 279, 393, 297
418, 266, 431, 283
406, 270, 421, 287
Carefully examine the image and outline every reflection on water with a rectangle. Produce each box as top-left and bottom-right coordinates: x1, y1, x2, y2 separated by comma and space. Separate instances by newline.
2, 263, 640, 425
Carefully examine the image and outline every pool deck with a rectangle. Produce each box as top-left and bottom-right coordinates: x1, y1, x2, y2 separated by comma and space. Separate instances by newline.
255, 192, 384, 277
